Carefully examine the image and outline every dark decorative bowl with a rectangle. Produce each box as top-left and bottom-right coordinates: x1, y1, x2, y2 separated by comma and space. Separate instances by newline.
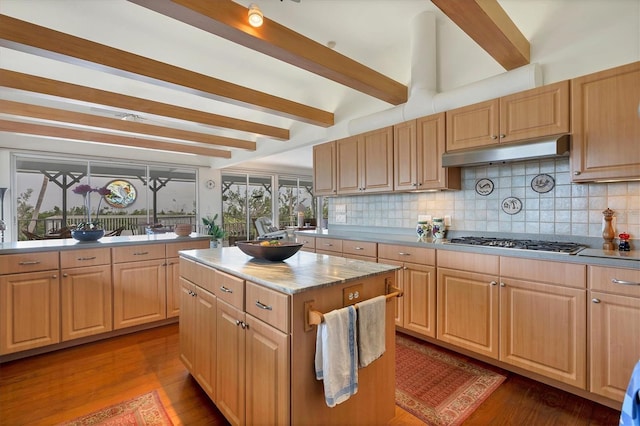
71, 229, 105, 242
235, 240, 303, 261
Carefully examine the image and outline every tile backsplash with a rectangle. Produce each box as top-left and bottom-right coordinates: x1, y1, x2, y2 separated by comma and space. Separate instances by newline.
327, 157, 640, 240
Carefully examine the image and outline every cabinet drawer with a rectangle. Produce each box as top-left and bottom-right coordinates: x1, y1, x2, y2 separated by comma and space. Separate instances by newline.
112, 244, 165, 263
166, 239, 210, 258
378, 244, 435, 265
246, 281, 290, 333
589, 265, 640, 297
295, 235, 316, 250
315, 238, 343, 253
342, 240, 376, 258
179, 258, 216, 294
216, 270, 244, 309
0, 251, 59, 274
436, 250, 498, 275
60, 248, 110, 268
500, 257, 585, 289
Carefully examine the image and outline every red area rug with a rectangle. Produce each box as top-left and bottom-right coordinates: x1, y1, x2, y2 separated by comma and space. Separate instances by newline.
396, 333, 506, 426
59, 390, 173, 426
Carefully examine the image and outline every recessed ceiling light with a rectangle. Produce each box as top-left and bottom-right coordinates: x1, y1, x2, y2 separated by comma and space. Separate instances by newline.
248, 4, 263, 27
326, 41, 336, 49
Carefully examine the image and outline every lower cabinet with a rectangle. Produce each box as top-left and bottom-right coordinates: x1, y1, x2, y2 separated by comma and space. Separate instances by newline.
589, 265, 640, 402
0, 270, 60, 355
378, 243, 436, 338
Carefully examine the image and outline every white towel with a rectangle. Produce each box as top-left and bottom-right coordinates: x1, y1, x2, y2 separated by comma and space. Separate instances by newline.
357, 295, 386, 368
315, 305, 358, 407
620, 359, 640, 426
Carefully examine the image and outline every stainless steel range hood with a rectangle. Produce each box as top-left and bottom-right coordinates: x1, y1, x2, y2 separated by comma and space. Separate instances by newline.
442, 134, 570, 167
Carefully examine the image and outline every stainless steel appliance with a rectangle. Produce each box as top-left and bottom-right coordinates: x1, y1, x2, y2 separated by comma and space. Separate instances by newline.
447, 236, 586, 254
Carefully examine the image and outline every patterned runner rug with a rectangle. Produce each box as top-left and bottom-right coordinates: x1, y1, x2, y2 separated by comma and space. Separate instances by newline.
59, 390, 173, 426
396, 333, 506, 426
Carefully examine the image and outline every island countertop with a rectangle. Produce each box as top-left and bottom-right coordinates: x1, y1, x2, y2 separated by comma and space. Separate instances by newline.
179, 246, 400, 295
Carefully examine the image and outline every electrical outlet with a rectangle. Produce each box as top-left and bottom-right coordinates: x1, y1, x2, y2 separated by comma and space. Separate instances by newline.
335, 204, 346, 213
335, 213, 346, 223
343, 283, 363, 306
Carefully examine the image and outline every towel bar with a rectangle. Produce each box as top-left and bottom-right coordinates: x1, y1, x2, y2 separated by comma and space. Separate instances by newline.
305, 283, 403, 329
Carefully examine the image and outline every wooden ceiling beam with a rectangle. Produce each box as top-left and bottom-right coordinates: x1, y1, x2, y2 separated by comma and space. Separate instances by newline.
431, 0, 530, 70
0, 100, 257, 151
0, 14, 333, 127
0, 119, 232, 158
129, 0, 408, 105
0, 70, 289, 140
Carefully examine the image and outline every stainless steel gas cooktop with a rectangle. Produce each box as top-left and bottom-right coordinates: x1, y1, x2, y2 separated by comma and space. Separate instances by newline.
447, 237, 586, 254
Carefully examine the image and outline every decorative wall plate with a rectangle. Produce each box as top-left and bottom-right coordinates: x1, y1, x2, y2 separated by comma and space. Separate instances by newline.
531, 174, 555, 193
475, 178, 494, 196
104, 179, 137, 208
501, 197, 522, 215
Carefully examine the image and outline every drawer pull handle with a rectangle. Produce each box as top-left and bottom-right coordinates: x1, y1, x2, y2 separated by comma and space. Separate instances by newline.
324, 243, 333, 247
354, 247, 364, 250
133, 251, 149, 256
19, 260, 40, 265
398, 252, 411, 256
77, 256, 96, 261
220, 286, 233, 293
255, 300, 273, 311
611, 278, 640, 286
592, 298, 601, 304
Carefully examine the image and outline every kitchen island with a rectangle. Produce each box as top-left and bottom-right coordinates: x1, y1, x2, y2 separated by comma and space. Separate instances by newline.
178, 247, 400, 426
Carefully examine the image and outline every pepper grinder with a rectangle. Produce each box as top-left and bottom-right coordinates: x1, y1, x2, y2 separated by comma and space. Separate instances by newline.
602, 208, 615, 250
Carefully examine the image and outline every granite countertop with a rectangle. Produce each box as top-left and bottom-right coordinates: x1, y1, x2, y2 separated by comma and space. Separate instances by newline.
179, 247, 400, 295
0, 233, 211, 254
295, 229, 640, 269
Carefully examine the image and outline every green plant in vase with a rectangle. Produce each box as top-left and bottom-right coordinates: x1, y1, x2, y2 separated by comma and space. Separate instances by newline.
202, 214, 225, 247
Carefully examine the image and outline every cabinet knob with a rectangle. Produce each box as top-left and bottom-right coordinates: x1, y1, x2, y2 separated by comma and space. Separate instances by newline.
491, 135, 498, 140
52, 274, 57, 279
592, 298, 601, 304
490, 281, 497, 286
499, 134, 506, 138
500, 282, 506, 287
63, 273, 68, 277
573, 171, 581, 176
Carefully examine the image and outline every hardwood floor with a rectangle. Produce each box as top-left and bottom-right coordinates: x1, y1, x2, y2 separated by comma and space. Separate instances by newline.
0, 324, 621, 425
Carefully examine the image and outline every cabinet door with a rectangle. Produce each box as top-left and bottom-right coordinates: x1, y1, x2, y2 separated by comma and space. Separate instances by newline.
500, 278, 586, 388
61, 265, 112, 341
216, 299, 246, 426
166, 257, 181, 318
0, 271, 60, 355
499, 80, 569, 143
437, 268, 499, 359
571, 61, 640, 182
313, 141, 336, 196
245, 315, 290, 426
590, 291, 640, 402
403, 263, 436, 338
194, 285, 217, 401
113, 259, 166, 329
180, 278, 196, 373
361, 127, 394, 193
336, 135, 361, 194
393, 120, 418, 191
445, 99, 499, 151
417, 112, 460, 190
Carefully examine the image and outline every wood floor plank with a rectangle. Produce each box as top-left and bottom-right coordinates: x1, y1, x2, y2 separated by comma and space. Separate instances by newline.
0, 323, 621, 425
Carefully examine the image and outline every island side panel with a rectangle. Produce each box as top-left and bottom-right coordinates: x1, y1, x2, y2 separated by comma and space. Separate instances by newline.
290, 272, 396, 425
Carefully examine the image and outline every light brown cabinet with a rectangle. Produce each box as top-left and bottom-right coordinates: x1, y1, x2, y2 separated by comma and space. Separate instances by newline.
0, 251, 61, 355
295, 235, 316, 252
394, 113, 461, 191
337, 127, 393, 194
445, 80, 569, 151
112, 244, 167, 330
571, 61, 640, 182
589, 265, 640, 402
313, 141, 337, 196
378, 244, 436, 338
166, 240, 210, 318
499, 257, 586, 389
60, 248, 112, 342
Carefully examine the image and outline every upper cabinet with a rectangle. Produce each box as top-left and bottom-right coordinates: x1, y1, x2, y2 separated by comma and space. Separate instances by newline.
337, 127, 393, 194
394, 113, 461, 191
312, 141, 336, 196
570, 61, 640, 182
445, 80, 570, 151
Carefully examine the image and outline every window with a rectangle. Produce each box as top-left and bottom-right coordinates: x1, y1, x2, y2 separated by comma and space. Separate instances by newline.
14, 154, 197, 240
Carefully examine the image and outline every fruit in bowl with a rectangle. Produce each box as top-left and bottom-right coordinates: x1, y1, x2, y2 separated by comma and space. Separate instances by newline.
236, 240, 303, 261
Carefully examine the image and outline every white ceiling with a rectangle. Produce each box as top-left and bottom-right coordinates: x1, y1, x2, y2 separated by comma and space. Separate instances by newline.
0, 0, 638, 172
